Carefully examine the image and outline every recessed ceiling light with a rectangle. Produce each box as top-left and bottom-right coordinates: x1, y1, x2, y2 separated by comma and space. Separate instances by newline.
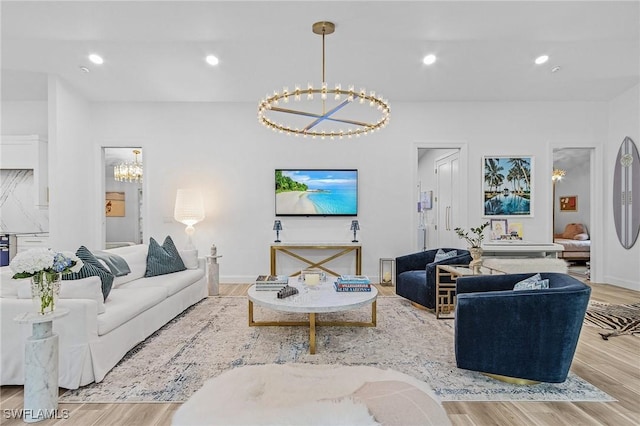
88, 54, 104, 65
534, 55, 549, 65
423, 54, 437, 65
551, 66, 561, 73
205, 55, 219, 66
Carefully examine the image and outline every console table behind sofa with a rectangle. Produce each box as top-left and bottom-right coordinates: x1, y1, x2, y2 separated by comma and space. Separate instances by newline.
270, 243, 362, 277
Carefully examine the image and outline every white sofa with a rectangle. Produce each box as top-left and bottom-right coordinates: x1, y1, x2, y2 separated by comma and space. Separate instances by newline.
0, 244, 207, 389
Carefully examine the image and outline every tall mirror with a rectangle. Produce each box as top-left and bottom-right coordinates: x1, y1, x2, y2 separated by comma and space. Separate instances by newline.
103, 147, 143, 249
613, 137, 640, 249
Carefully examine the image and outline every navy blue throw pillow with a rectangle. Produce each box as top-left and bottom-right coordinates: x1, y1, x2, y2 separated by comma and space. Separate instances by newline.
144, 236, 187, 277
62, 246, 115, 301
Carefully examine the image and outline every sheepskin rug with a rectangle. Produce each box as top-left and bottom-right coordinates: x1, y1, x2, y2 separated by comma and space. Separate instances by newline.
482, 257, 568, 274
171, 364, 451, 426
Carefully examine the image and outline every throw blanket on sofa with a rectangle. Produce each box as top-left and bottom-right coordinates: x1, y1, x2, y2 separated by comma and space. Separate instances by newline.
94, 251, 131, 277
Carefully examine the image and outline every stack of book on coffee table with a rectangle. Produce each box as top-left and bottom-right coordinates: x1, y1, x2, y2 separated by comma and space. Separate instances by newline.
334, 275, 371, 292
255, 275, 288, 291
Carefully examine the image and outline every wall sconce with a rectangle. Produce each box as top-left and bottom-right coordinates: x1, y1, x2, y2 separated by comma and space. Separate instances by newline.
174, 189, 205, 251
273, 220, 283, 243
350, 220, 360, 242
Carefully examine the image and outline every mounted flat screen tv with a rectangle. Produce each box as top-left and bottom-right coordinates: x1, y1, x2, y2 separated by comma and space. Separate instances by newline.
275, 169, 358, 216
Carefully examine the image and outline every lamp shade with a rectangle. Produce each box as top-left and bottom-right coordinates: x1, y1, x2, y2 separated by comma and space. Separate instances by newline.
350, 220, 360, 231
273, 220, 283, 231
174, 189, 205, 226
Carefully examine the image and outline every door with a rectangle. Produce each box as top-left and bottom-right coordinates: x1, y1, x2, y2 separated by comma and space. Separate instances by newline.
436, 151, 460, 247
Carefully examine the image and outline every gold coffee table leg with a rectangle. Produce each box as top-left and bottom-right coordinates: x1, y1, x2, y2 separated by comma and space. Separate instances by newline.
309, 313, 316, 355
372, 300, 377, 326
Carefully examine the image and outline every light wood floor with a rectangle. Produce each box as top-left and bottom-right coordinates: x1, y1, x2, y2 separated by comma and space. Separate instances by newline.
1, 282, 638, 425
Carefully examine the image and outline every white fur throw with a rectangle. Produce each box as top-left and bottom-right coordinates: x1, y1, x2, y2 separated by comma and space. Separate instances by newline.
172, 364, 450, 426
483, 257, 568, 274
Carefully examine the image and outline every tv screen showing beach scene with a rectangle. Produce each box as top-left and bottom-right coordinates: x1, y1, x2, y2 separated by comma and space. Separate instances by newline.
275, 169, 358, 216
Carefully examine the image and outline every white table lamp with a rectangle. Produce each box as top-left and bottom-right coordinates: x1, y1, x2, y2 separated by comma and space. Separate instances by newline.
174, 189, 205, 250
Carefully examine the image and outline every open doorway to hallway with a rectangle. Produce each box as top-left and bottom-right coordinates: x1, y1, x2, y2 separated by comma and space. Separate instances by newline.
553, 148, 593, 280
103, 147, 144, 249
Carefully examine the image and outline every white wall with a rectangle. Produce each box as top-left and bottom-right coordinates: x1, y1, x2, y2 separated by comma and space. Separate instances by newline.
7, 82, 636, 288
87, 100, 609, 282
47, 76, 94, 250
1, 101, 48, 136
605, 84, 640, 290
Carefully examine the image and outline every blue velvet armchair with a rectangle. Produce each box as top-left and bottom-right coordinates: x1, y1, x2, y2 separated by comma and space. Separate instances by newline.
454, 272, 591, 383
395, 248, 472, 309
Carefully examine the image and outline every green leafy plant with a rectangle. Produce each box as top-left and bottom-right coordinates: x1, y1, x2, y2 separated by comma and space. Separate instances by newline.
454, 222, 490, 248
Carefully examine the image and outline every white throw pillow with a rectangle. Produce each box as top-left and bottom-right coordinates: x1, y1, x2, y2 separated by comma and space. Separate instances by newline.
513, 273, 548, 291
434, 249, 457, 262
179, 249, 199, 270
0, 268, 20, 297
16, 276, 106, 314
109, 244, 149, 287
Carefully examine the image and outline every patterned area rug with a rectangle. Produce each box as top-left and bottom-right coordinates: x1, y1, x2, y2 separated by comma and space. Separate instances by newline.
584, 301, 640, 339
60, 296, 613, 403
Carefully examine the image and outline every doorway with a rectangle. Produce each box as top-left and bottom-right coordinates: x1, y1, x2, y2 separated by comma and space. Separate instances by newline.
417, 148, 461, 250
552, 148, 593, 279
103, 147, 143, 249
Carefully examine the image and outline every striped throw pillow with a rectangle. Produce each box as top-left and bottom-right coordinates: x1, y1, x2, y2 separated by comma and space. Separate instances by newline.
62, 246, 115, 301
144, 236, 187, 277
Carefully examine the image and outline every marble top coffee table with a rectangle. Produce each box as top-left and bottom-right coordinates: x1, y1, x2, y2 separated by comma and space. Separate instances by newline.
248, 278, 377, 354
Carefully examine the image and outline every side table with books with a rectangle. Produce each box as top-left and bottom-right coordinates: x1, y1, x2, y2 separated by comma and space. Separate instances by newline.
435, 264, 505, 319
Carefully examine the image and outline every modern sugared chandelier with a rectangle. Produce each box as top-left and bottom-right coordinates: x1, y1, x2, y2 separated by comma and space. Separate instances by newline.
114, 149, 143, 183
551, 168, 566, 182
257, 21, 390, 139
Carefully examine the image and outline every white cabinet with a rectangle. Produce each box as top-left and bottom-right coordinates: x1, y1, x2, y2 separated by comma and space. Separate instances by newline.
16, 234, 50, 253
0, 135, 48, 207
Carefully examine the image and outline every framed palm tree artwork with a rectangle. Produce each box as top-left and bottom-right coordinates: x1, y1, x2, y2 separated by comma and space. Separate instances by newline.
483, 156, 533, 217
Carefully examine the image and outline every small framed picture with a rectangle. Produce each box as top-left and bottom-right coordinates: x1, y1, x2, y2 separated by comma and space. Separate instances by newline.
490, 219, 508, 240
559, 195, 577, 212
421, 191, 433, 210
106, 192, 125, 217
418, 191, 433, 211
508, 222, 523, 239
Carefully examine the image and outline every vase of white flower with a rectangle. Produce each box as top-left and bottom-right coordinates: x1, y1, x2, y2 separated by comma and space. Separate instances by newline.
30, 271, 62, 315
10, 248, 83, 315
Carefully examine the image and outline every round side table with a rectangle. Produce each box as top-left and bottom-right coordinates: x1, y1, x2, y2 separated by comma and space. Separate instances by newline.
14, 308, 69, 423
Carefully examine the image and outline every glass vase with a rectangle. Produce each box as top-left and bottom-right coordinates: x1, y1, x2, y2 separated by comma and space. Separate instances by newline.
31, 272, 62, 315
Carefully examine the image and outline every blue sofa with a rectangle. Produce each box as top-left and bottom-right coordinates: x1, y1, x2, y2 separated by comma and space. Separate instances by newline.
395, 248, 472, 309
454, 272, 591, 383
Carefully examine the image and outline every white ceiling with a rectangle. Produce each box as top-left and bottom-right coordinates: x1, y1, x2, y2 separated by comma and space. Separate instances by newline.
104, 147, 143, 168
554, 148, 591, 169
1, 1, 639, 103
